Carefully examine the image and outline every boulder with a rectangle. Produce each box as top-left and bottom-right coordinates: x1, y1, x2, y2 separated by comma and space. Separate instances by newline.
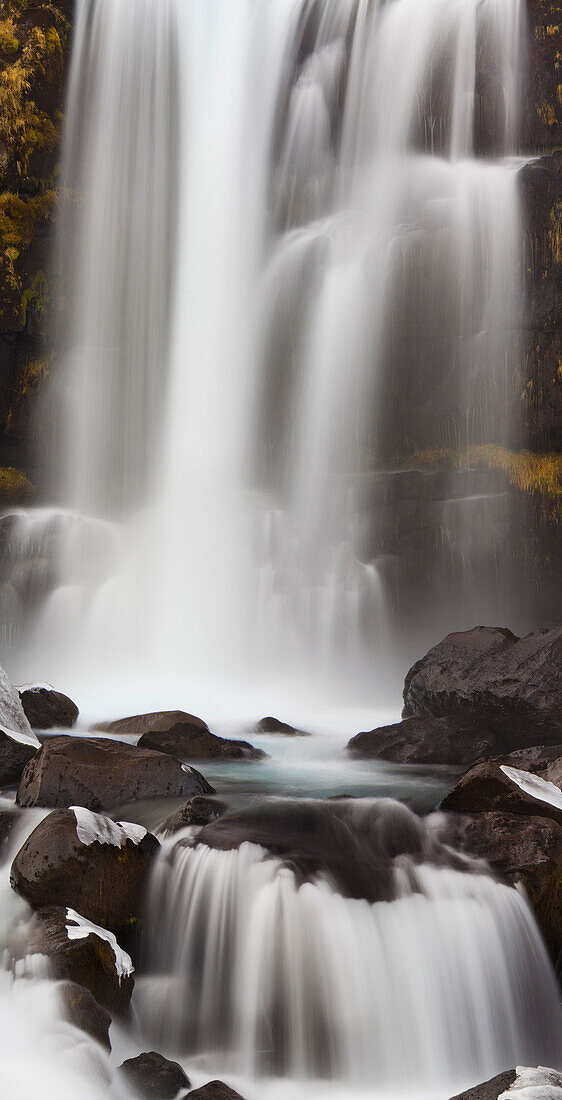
450, 811, 562, 965
94, 710, 208, 737
447, 1069, 516, 1100
255, 716, 309, 736
346, 715, 499, 766
0, 724, 39, 786
138, 726, 265, 762
161, 796, 228, 834
57, 980, 112, 1051
402, 625, 562, 746
10, 806, 159, 934
16, 736, 215, 810
19, 683, 79, 729
188, 1084, 247, 1100
117, 1051, 190, 1098
441, 757, 562, 826
25, 906, 134, 1013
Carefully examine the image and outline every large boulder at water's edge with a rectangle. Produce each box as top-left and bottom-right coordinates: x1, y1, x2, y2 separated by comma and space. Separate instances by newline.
19, 683, 79, 729
188, 1083, 248, 1100
402, 625, 562, 746
15, 736, 215, 810
162, 795, 228, 834
441, 753, 562, 826
0, 664, 39, 784
57, 980, 112, 1051
10, 806, 159, 934
254, 716, 310, 736
24, 906, 134, 1014
346, 714, 499, 766
117, 1051, 191, 1098
97, 709, 266, 761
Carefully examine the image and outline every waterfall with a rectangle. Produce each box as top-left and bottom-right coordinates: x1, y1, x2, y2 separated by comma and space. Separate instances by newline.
137, 801, 562, 1090
1, 0, 525, 709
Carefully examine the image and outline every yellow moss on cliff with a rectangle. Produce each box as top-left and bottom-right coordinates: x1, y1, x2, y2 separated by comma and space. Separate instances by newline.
0, 464, 34, 501
5, 353, 51, 430
0, 18, 65, 177
404, 445, 562, 501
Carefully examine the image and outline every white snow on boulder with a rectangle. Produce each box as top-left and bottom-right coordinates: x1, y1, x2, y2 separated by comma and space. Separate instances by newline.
71, 806, 147, 848
500, 766, 562, 812
65, 908, 134, 981
0, 723, 40, 749
0, 666, 33, 738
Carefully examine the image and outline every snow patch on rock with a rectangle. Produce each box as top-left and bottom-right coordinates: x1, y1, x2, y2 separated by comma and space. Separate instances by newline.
0, 723, 40, 749
65, 908, 134, 980
72, 806, 147, 848
500, 766, 562, 812
500, 1064, 562, 1096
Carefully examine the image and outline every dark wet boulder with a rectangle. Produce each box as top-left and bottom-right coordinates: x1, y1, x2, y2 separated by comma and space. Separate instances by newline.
117, 1051, 190, 1098
57, 980, 112, 1051
0, 725, 39, 786
161, 796, 228, 834
255, 716, 309, 736
447, 1069, 516, 1100
347, 715, 498, 766
188, 1084, 247, 1100
95, 709, 208, 737
441, 757, 562, 826
138, 725, 266, 762
0, 807, 19, 851
10, 806, 159, 934
403, 625, 562, 747
16, 736, 215, 810
25, 906, 134, 1013
449, 811, 562, 965
197, 796, 458, 903
19, 684, 79, 729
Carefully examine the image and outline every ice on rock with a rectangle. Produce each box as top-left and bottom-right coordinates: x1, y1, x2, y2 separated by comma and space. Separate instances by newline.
65, 908, 134, 980
72, 806, 147, 847
500, 766, 562, 812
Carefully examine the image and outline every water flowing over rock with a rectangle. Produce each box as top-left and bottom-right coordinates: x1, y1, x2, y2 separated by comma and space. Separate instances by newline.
138, 798, 562, 1083
10, 807, 159, 934
403, 626, 562, 744
16, 736, 214, 810
3, 0, 535, 706
57, 980, 112, 1051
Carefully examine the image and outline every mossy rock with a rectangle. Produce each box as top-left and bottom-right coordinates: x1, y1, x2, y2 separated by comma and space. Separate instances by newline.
0, 464, 34, 500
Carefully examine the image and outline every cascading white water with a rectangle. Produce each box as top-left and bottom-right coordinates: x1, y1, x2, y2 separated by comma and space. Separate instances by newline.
137, 802, 562, 1092
0, 0, 527, 708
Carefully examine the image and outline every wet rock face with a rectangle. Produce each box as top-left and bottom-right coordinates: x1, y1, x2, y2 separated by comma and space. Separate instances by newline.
441, 757, 562, 825
523, 0, 562, 153
117, 1051, 191, 1098
402, 625, 562, 746
0, 726, 38, 785
255, 716, 309, 735
19, 685, 79, 729
15, 735, 215, 810
347, 715, 499, 767
138, 725, 266, 762
447, 1069, 517, 1100
197, 797, 468, 904
57, 980, 112, 1051
188, 1084, 248, 1100
162, 796, 228, 834
10, 807, 159, 934
24, 906, 134, 1014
